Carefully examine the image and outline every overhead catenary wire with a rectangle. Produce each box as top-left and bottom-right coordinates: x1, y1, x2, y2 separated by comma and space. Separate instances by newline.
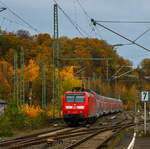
76, 0, 90, 19
0, 16, 33, 30
76, 0, 93, 37
112, 70, 134, 80
111, 65, 133, 80
133, 28, 150, 42
93, 25, 104, 39
0, 0, 40, 33
0, 16, 5, 27
96, 20, 150, 24
91, 19, 150, 53
76, 0, 104, 39
53, 0, 90, 37
97, 20, 150, 43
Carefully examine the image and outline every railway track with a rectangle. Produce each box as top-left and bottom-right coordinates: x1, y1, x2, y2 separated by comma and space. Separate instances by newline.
0, 127, 76, 148
64, 121, 134, 149
0, 111, 136, 149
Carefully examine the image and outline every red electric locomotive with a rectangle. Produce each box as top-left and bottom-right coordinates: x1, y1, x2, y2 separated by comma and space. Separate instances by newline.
63, 87, 123, 125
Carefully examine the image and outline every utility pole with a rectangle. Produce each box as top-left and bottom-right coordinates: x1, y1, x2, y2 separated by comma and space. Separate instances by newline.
14, 49, 19, 106
29, 81, 32, 107
88, 77, 90, 89
106, 60, 109, 81
20, 47, 25, 112
144, 102, 147, 134
81, 71, 84, 88
93, 73, 96, 91
53, 4, 61, 118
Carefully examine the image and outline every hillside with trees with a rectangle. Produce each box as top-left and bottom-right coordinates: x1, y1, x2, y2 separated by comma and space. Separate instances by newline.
0, 29, 143, 108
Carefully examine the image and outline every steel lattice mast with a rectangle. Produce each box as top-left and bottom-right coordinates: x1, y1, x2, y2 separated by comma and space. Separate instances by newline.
53, 4, 61, 118
20, 47, 25, 112
14, 49, 19, 106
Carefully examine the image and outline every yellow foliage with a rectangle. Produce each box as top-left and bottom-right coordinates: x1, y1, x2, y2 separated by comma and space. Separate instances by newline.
123, 104, 128, 110
143, 84, 150, 91
128, 86, 135, 96
60, 66, 74, 80
60, 66, 82, 93
24, 104, 43, 118
24, 59, 40, 82
47, 102, 63, 118
124, 101, 134, 110
138, 130, 144, 137
0, 60, 11, 89
47, 109, 63, 118
121, 85, 127, 94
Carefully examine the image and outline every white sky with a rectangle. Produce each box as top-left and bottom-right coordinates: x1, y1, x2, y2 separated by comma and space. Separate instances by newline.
1, 0, 150, 67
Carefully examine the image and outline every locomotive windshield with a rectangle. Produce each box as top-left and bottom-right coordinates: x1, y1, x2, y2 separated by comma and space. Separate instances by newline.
66, 93, 85, 103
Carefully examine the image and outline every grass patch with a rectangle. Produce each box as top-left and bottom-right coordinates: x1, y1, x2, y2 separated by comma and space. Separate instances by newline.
101, 131, 124, 149
138, 130, 150, 137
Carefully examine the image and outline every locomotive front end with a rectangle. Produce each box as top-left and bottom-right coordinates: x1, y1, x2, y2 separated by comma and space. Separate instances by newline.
63, 92, 88, 125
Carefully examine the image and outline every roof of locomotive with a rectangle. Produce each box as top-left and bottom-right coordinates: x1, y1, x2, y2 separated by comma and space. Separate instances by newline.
65, 87, 122, 102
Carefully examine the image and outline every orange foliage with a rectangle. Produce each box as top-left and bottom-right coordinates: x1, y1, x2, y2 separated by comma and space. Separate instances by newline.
0, 60, 11, 88
60, 66, 81, 93
60, 66, 74, 80
24, 59, 40, 82
24, 104, 43, 118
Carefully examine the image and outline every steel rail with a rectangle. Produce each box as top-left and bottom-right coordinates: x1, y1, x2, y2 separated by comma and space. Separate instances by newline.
2, 122, 129, 148
64, 122, 134, 149
0, 127, 69, 147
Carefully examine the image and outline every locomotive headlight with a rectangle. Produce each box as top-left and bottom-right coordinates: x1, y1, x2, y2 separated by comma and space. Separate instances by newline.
66, 106, 73, 109
77, 106, 84, 109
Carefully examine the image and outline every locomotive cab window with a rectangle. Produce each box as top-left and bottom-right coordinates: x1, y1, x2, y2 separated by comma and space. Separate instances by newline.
66, 93, 85, 103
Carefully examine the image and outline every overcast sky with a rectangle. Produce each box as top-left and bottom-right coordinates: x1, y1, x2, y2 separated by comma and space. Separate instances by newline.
1, 0, 150, 67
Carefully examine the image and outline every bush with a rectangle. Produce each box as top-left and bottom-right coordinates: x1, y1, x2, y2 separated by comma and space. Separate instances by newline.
0, 104, 25, 137
0, 103, 52, 137
25, 111, 50, 129
5, 104, 25, 129
0, 115, 12, 137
